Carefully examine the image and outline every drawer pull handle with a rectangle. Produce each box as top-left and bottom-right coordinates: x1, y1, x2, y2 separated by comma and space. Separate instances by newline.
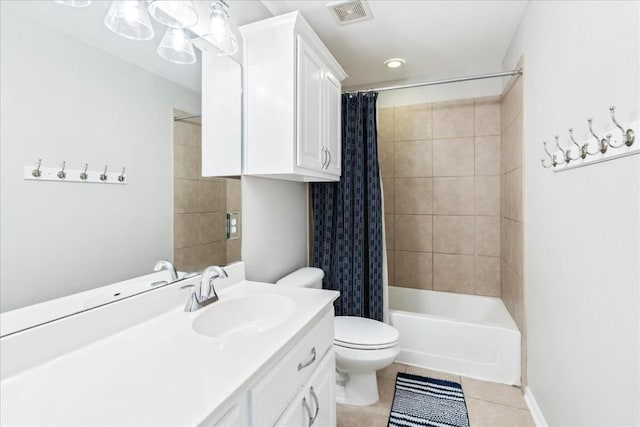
309, 386, 320, 425
302, 397, 313, 427
297, 347, 316, 371
326, 149, 331, 169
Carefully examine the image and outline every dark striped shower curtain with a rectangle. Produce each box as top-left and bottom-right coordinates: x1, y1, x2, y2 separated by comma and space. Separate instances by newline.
310, 92, 383, 321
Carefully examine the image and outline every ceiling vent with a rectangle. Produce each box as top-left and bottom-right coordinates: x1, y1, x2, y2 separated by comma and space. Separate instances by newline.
327, 0, 373, 25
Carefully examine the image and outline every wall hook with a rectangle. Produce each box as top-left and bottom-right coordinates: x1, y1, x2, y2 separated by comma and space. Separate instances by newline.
57, 161, 67, 179
32, 159, 42, 178
80, 163, 89, 180
554, 135, 570, 164
100, 165, 108, 182
609, 106, 635, 148
542, 141, 557, 168
568, 128, 587, 160
117, 167, 126, 183
586, 118, 609, 155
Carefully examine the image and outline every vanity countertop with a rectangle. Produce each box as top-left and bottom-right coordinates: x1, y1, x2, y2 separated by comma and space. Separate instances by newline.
0, 281, 339, 426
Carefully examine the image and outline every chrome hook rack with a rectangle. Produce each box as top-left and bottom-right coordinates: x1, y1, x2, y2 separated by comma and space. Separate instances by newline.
23, 160, 128, 184
540, 105, 638, 172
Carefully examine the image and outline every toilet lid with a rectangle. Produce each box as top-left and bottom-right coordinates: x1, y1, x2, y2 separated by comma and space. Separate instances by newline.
334, 316, 399, 349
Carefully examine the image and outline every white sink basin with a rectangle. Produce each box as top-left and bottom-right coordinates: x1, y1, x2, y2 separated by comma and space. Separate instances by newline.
192, 295, 296, 339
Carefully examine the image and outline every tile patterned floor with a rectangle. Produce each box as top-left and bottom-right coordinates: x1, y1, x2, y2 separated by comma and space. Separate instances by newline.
337, 363, 535, 427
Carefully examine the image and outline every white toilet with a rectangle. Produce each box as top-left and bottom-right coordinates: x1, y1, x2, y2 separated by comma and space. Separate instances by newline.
276, 267, 400, 406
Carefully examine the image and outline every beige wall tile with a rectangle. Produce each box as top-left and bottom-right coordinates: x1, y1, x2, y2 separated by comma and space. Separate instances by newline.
385, 214, 394, 250
433, 253, 474, 294
201, 241, 225, 266
173, 120, 201, 147
433, 99, 474, 138
197, 213, 218, 244
173, 245, 201, 272
501, 112, 523, 173
395, 215, 432, 252
501, 77, 523, 131
225, 178, 241, 211
174, 213, 199, 249
475, 176, 500, 215
226, 239, 241, 264
377, 107, 394, 142
394, 103, 432, 141
501, 260, 525, 333
394, 140, 432, 177
395, 178, 432, 214
475, 136, 501, 176
433, 137, 474, 177
174, 144, 201, 179
198, 180, 225, 213
433, 215, 475, 255
378, 143, 394, 178
433, 177, 475, 215
387, 250, 395, 285
502, 218, 523, 276
466, 398, 534, 427
382, 178, 394, 214
475, 96, 501, 136
174, 179, 199, 214
502, 167, 523, 221
475, 256, 500, 296
394, 251, 433, 290
476, 216, 500, 256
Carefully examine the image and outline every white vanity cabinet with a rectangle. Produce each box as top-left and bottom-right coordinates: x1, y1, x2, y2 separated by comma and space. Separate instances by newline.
240, 12, 347, 182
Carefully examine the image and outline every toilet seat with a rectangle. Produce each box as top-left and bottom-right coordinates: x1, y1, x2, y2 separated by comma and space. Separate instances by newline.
334, 316, 399, 350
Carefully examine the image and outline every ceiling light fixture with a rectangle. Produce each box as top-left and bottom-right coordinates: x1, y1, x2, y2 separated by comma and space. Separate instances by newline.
147, 0, 198, 29
384, 58, 406, 69
192, 1, 238, 56
104, 0, 155, 41
157, 27, 197, 64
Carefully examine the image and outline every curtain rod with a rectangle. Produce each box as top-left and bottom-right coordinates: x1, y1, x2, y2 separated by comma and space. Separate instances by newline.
344, 68, 523, 93
174, 114, 201, 121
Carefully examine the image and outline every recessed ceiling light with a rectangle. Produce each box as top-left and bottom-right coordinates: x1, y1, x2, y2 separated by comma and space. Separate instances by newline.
384, 58, 406, 69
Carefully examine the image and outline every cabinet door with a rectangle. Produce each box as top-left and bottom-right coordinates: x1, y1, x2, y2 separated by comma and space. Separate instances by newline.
296, 36, 325, 172
323, 72, 342, 176
274, 351, 336, 427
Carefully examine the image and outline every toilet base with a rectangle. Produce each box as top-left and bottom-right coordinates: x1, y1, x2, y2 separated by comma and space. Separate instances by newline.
335, 371, 379, 406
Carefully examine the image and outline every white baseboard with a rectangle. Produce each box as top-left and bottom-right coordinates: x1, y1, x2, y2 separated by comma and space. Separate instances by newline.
524, 387, 548, 427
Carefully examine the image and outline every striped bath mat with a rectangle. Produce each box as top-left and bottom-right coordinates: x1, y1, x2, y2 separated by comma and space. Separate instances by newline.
388, 373, 470, 427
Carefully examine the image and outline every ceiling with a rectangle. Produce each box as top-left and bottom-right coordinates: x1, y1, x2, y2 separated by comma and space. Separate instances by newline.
261, 0, 528, 89
2, 1, 527, 93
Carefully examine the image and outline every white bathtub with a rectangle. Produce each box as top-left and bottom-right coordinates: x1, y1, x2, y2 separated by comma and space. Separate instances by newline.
388, 286, 521, 386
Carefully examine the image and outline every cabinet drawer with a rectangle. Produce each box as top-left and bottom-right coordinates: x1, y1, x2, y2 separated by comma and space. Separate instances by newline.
250, 309, 334, 426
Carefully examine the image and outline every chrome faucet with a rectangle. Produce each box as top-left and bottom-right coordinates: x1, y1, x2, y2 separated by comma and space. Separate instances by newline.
153, 260, 179, 282
180, 266, 228, 312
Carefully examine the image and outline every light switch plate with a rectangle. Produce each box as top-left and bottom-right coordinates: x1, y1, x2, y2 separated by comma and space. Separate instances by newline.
226, 212, 240, 240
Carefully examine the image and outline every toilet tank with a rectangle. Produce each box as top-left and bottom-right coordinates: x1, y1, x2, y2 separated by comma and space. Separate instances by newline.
276, 267, 324, 289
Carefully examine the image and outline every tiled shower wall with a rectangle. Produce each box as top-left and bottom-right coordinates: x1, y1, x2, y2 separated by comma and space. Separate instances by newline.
378, 97, 501, 296
172, 111, 241, 272
500, 73, 526, 384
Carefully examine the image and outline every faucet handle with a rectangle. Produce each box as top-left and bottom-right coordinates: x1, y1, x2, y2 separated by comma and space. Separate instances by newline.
180, 284, 200, 312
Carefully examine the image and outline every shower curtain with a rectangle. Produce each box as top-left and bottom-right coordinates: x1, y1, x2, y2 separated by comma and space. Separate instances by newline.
310, 92, 385, 321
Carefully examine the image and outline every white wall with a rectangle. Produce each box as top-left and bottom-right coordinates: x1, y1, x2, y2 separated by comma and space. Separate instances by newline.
241, 176, 309, 283
502, 2, 639, 425
0, 10, 200, 311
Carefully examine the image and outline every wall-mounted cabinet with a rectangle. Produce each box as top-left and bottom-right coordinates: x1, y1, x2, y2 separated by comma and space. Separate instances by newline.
201, 52, 242, 177
240, 12, 347, 182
